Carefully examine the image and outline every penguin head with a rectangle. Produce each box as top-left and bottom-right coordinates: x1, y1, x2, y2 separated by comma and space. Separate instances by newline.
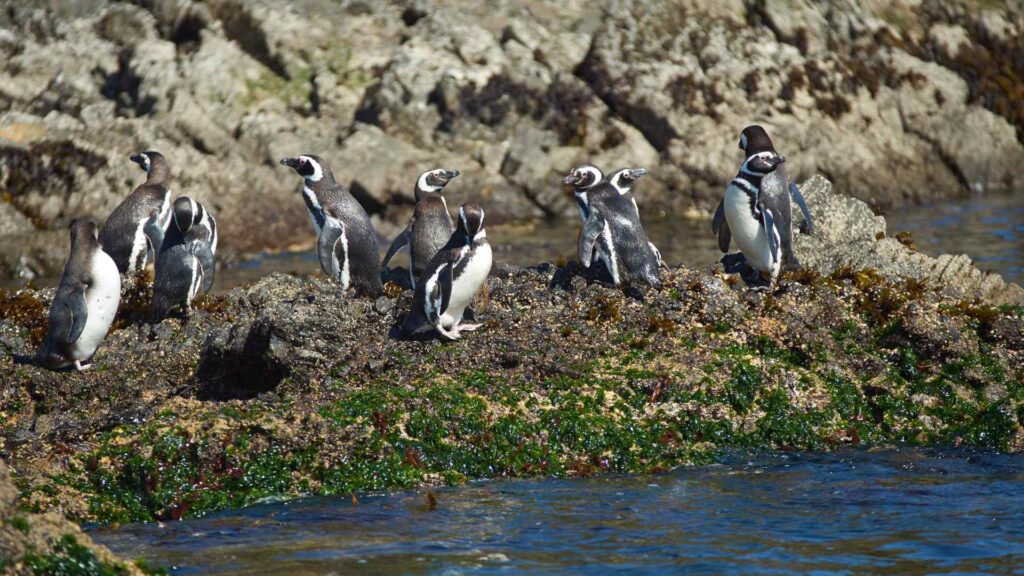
608, 167, 648, 194
738, 125, 775, 156
416, 168, 460, 199
280, 155, 328, 182
562, 164, 604, 190
457, 202, 486, 241
130, 151, 168, 179
70, 219, 98, 244
172, 196, 199, 234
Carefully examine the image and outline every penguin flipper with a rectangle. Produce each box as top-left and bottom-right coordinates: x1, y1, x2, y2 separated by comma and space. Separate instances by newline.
425, 263, 453, 325
144, 214, 165, 262
789, 182, 814, 235
52, 287, 88, 345
578, 213, 605, 268
194, 241, 216, 294
712, 199, 731, 253
317, 217, 347, 283
438, 262, 454, 319
382, 225, 411, 268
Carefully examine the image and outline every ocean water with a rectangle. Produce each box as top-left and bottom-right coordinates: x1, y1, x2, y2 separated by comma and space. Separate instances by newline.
93, 448, 1024, 575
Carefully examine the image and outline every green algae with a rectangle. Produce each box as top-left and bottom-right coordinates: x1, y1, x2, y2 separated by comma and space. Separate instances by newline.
22, 534, 165, 576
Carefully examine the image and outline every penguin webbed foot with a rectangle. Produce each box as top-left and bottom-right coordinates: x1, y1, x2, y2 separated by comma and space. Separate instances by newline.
458, 322, 482, 332
74, 359, 93, 371
436, 325, 461, 341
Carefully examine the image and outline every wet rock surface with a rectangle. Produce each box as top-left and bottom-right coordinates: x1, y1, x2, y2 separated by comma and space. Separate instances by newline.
0, 460, 151, 575
1, 0, 1023, 279
0, 178, 1022, 532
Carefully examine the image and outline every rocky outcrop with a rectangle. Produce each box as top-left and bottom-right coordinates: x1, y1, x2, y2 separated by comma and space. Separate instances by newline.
0, 178, 1022, 529
0, 0, 1022, 280
0, 459, 149, 575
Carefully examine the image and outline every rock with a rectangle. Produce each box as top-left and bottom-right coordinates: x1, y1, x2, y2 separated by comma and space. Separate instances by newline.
0, 0, 1021, 284
0, 459, 145, 575
793, 175, 1024, 306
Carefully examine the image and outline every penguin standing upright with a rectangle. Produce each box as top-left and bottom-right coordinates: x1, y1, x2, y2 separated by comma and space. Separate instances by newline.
382, 168, 460, 288
562, 163, 605, 222
712, 125, 812, 286
607, 167, 662, 268
280, 154, 383, 296
99, 151, 173, 275
568, 167, 661, 288
402, 203, 492, 341
152, 196, 217, 320
37, 220, 121, 371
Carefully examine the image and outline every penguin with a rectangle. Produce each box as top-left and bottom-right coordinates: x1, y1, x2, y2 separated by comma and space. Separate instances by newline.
401, 202, 492, 341
280, 154, 383, 296
37, 220, 121, 371
381, 168, 460, 288
570, 168, 661, 288
712, 125, 812, 286
562, 163, 605, 222
99, 151, 173, 276
607, 167, 663, 268
151, 196, 217, 320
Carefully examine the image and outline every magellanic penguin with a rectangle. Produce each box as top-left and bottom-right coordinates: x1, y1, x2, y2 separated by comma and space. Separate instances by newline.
401, 203, 492, 341
381, 168, 460, 288
562, 163, 605, 222
280, 154, 383, 296
607, 167, 662, 268
712, 125, 813, 286
99, 151, 173, 276
569, 167, 661, 288
152, 196, 218, 320
37, 220, 121, 371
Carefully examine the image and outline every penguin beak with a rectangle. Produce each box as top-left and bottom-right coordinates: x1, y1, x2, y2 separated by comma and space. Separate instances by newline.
280, 158, 299, 168
443, 169, 460, 180
562, 174, 581, 186
129, 154, 143, 165
629, 168, 649, 179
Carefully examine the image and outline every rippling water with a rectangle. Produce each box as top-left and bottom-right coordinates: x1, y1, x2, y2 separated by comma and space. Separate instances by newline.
92, 448, 1024, 575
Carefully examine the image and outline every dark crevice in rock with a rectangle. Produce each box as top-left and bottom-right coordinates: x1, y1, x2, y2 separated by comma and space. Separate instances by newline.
401, 6, 426, 27
210, 1, 289, 79
98, 47, 156, 116
194, 317, 286, 401
575, 42, 679, 152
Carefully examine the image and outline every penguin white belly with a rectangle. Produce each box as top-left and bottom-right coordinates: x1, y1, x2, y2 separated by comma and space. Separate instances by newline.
724, 184, 777, 276
70, 252, 121, 361
441, 243, 492, 328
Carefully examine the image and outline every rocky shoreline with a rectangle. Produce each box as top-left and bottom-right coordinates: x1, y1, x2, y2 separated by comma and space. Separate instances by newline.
1, 0, 1023, 280
0, 176, 1021, 575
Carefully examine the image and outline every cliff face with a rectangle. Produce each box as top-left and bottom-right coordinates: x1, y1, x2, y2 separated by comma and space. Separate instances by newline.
1, 177, 1022, 527
0, 0, 1022, 279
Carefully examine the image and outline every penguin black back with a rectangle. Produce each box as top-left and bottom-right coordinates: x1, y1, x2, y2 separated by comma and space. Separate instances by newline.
99, 151, 173, 275
280, 154, 383, 296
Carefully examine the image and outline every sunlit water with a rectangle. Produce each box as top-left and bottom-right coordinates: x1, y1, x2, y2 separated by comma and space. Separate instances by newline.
92, 448, 1024, 575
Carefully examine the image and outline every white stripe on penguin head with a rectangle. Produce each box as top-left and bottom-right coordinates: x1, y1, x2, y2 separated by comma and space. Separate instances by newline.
301, 156, 324, 182
418, 169, 443, 193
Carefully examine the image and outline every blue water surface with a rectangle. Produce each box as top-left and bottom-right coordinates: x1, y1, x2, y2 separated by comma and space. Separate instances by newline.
92, 448, 1024, 575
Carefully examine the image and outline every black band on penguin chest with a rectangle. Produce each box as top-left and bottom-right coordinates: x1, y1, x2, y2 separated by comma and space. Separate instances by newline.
302, 190, 327, 230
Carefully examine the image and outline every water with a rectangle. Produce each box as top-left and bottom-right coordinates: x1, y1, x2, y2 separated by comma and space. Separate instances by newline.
885, 192, 1024, 285
93, 448, 1024, 575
